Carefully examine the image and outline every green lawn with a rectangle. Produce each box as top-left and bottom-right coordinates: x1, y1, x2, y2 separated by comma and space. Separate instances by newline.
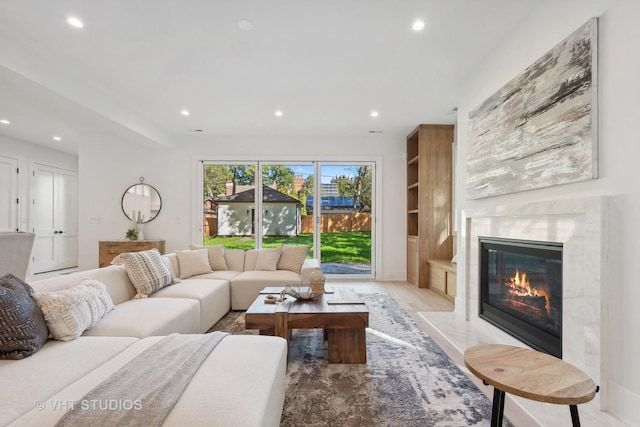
204, 232, 371, 263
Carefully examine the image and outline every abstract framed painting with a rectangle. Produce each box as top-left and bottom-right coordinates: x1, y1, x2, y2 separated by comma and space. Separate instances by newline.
467, 18, 598, 199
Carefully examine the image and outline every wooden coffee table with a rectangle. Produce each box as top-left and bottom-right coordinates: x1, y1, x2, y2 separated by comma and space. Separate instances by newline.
245, 287, 369, 363
464, 344, 597, 427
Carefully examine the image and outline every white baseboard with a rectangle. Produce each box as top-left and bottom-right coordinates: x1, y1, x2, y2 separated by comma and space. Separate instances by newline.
606, 379, 640, 426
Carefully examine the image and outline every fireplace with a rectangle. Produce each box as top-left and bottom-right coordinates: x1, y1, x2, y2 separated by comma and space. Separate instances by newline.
479, 237, 563, 358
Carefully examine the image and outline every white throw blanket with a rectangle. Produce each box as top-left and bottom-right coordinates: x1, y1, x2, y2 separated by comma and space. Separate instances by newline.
55, 332, 229, 426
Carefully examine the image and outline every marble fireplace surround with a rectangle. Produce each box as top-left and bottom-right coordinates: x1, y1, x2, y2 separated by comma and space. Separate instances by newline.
421, 196, 611, 424
459, 196, 608, 391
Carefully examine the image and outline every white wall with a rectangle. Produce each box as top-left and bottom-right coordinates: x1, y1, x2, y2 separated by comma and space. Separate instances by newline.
456, 0, 639, 424
218, 203, 254, 235
262, 203, 298, 236
0, 136, 78, 232
78, 133, 407, 281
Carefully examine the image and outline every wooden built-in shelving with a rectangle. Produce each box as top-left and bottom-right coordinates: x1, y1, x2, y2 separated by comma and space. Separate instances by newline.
428, 259, 457, 300
406, 124, 454, 290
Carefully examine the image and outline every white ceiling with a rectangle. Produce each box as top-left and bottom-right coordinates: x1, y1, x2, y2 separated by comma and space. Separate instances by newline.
0, 0, 542, 155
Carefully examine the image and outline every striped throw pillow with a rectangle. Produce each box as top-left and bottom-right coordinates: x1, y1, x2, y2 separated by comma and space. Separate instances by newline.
119, 249, 173, 298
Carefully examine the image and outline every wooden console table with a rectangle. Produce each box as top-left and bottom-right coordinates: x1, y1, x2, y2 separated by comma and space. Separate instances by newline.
464, 344, 597, 427
98, 240, 165, 267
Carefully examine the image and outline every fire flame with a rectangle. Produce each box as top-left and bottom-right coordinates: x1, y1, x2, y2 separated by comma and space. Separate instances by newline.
505, 269, 551, 315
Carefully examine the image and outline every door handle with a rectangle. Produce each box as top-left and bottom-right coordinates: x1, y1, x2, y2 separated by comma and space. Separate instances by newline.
53, 231, 59, 234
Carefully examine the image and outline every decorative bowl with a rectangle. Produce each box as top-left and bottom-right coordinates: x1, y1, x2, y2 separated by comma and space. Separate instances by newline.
284, 286, 320, 301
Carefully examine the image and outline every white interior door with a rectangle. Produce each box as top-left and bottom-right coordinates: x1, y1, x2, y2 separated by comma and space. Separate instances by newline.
31, 165, 57, 273
0, 155, 19, 231
56, 169, 78, 269
30, 164, 78, 274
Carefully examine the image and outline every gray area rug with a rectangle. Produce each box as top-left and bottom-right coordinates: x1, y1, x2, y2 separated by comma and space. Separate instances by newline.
210, 293, 509, 427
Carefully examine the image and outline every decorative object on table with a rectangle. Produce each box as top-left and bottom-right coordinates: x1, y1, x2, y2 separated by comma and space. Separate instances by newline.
125, 227, 138, 241
284, 285, 320, 301
129, 212, 138, 239
121, 177, 162, 224
264, 292, 287, 304
467, 18, 598, 199
136, 220, 145, 241
309, 269, 326, 295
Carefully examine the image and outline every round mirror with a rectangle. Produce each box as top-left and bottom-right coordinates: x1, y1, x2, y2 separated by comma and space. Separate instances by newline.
121, 180, 162, 223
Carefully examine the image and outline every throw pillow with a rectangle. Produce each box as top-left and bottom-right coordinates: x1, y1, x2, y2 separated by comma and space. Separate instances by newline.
114, 253, 181, 284
161, 253, 180, 279
189, 244, 228, 271
255, 248, 282, 271
176, 249, 213, 279
32, 279, 115, 341
277, 244, 309, 274
0, 274, 49, 359
118, 248, 174, 298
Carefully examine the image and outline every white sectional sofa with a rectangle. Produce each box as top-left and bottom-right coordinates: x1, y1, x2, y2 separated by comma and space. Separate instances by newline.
2, 335, 287, 427
0, 246, 319, 426
189, 248, 320, 310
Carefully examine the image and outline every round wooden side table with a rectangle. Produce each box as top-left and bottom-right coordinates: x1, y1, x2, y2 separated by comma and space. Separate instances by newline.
464, 344, 597, 427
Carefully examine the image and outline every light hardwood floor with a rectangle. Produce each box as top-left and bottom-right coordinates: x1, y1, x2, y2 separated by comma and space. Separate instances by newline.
328, 280, 453, 314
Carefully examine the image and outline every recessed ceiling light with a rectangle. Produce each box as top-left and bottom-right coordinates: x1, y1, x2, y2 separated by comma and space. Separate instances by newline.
0, 119, 10, 125
275, 110, 283, 117
181, 109, 190, 116
412, 20, 425, 31
67, 16, 84, 29
53, 136, 62, 141
238, 20, 254, 31
370, 111, 379, 118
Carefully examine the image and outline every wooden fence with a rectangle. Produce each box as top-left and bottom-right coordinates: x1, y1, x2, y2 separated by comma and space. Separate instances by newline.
204, 214, 218, 237
204, 212, 371, 237
301, 213, 371, 233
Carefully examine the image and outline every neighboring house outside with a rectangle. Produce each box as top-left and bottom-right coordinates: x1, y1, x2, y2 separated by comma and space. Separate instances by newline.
215, 185, 302, 236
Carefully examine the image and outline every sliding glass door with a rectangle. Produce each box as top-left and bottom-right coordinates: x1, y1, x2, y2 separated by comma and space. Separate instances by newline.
260, 163, 315, 258
201, 161, 374, 277
317, 163, 373, 276
202, 163, 256, 249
